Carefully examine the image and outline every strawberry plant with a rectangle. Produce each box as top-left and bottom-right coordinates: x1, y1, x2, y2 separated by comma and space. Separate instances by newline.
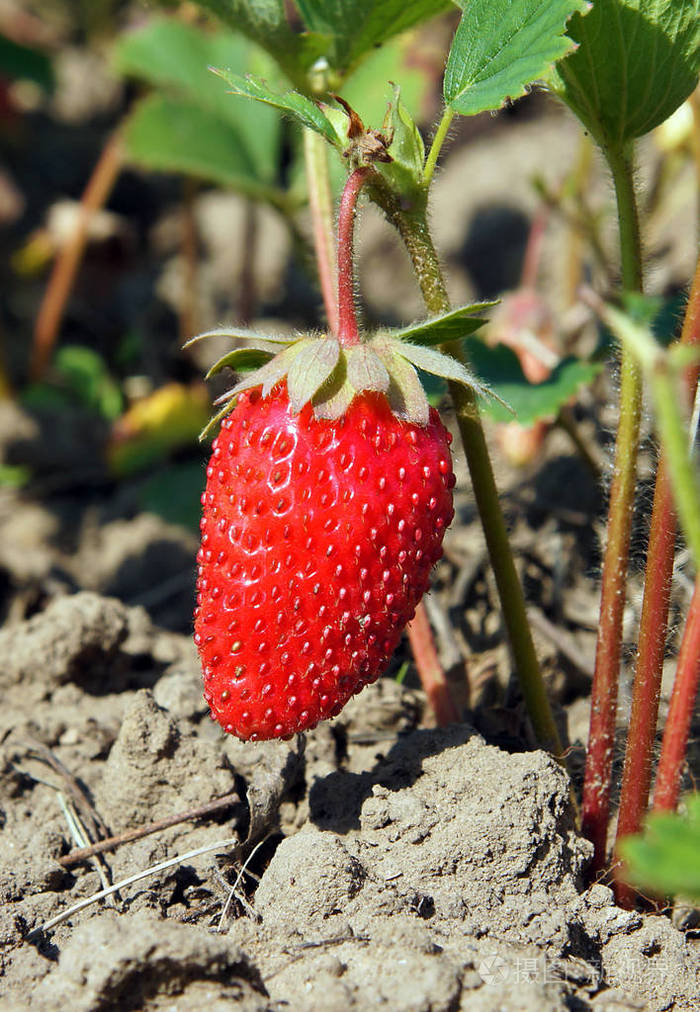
28, 0, 700, 905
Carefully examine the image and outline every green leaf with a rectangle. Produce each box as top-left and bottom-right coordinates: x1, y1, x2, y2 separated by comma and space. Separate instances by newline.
0, 32, 53, 90
109, 383, 211, 474
113, 17, 280, 183
620, 795, 700, 901
295, 0, 449, 77
24, 346, 122, 421
444, 0, 589, 116
123, 95, 281, 200
191, 0, 313, 86
205, 347, 275, 379
54, 347, 123, 420
550, 0, 700, 146
463, 338, 602, 425
392, 303, 496, 346
213, 69, 341, 144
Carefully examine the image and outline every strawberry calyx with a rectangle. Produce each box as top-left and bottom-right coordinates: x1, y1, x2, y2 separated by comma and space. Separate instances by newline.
186, 157, 508, 439
187, 315, 506, 439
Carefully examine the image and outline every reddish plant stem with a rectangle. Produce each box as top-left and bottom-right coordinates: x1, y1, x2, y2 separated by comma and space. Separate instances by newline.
406, 604, 460, 726
582, 140, 644, 876
653, 581, 700, 811
31, 130, 123, 380
323, 163, 456, 725
336, 167, 370, 348
614, 249, 700, 904
613, 464, 675, 906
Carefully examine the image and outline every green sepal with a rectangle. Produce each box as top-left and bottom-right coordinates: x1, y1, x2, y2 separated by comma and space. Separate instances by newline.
184, 327, 295, 349
380, 352, 431, 426
199, 399, 239, 442
346, 344, 390, 394
213, 342, 310, 407
192, 303, 503, 431
312, 376, 356, 420
376, 336, 507, 409
374, 85, 426, 200
391, 302, 497, 346
205, 347, 275, 380
287, 338, 341, 412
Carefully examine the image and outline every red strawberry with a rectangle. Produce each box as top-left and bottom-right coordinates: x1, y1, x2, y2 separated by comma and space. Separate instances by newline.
192, 165, 496, 741
195, 383, 455, 741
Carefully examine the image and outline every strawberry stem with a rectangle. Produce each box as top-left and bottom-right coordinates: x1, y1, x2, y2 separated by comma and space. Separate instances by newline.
653, 579, 700, 812
308, 152, 453, 727
337, 167, 370, 348
583, 139, 644, 877
614, 248, 700, 905
367, 177, 563, 758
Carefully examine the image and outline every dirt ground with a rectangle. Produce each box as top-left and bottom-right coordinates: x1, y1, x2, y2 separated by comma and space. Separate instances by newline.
0, 588, 699, 1011
2, 13, 700, 1008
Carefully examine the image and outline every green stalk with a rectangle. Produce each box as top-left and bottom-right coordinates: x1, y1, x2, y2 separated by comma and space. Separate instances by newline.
371, 185, 562, 756
423, 107, 455, 188
581, 140, 644, 876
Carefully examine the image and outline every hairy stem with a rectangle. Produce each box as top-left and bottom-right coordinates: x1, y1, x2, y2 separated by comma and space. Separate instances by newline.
653, 580, 700, 811
372, 187, 562, 755
303, 128, 338, 334
331, 164, 453, 723
336, 167, 370, 348
582, 140, 644, 876
31, 130, 123, 380
423, 106, 454, 188
613, 462, 675, 907
615, 248, 700, 903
